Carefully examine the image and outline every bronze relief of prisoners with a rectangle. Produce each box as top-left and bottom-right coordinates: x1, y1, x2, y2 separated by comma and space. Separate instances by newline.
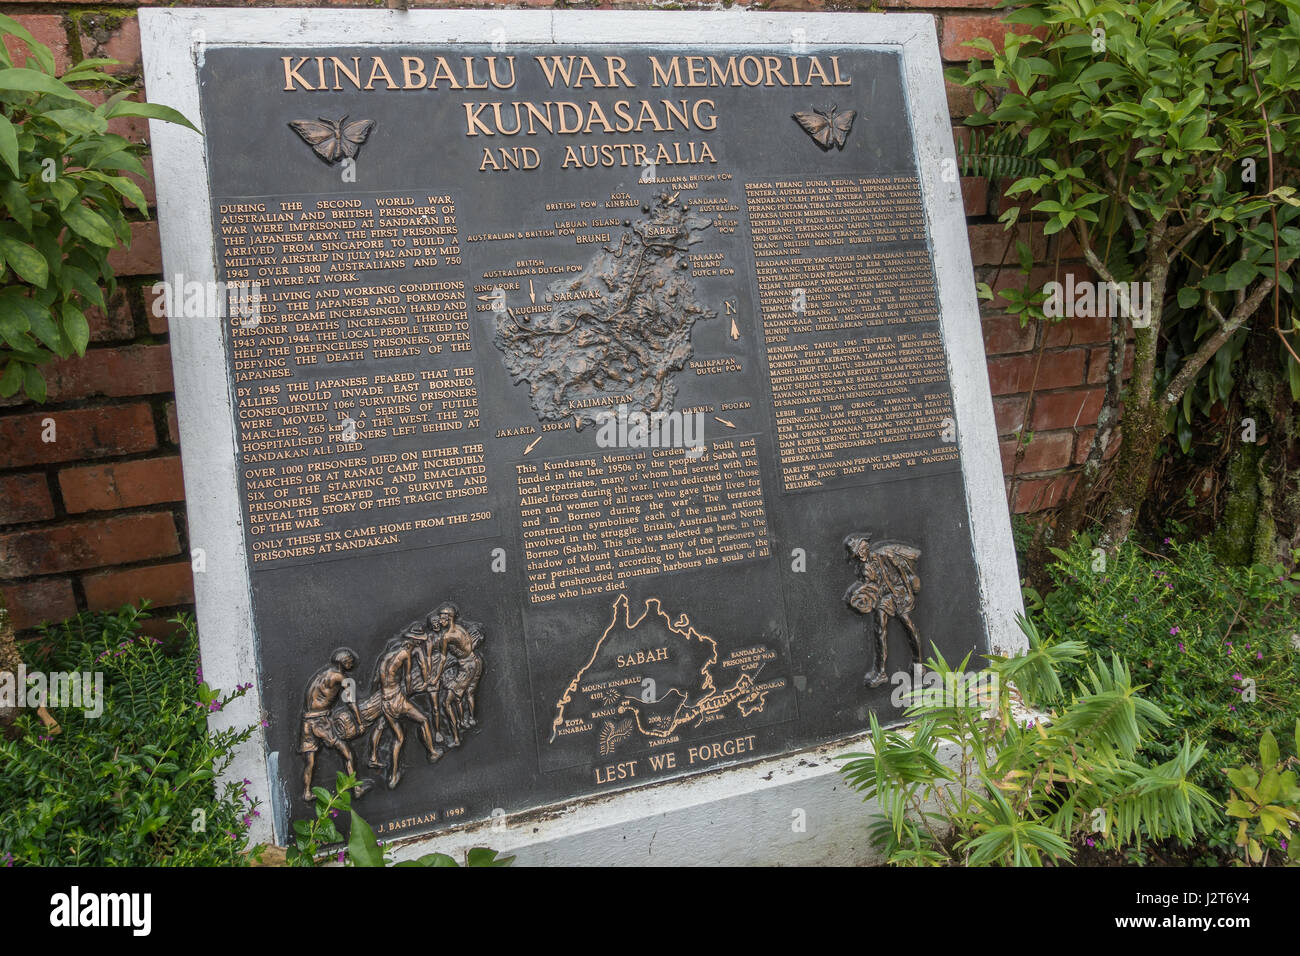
298, 601, 485, 799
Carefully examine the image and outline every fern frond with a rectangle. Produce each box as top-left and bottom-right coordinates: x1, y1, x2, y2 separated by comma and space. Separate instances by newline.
957, 126, 1041, 179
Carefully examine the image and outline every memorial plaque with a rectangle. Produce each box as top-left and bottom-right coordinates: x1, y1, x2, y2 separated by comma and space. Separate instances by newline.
142, 10, 1022, 853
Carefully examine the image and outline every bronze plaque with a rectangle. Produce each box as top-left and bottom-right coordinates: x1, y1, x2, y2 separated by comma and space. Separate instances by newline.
192, 40, 988, 840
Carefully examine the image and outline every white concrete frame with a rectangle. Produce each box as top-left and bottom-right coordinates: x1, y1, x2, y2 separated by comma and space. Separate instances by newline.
140, 7, 1024, 865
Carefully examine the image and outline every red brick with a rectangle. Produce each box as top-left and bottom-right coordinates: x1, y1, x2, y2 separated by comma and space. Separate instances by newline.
1, 578, 77, 631
78, 14, 140, 76
107, 220, 161, 276
30, 345, 173, 403
0, 512, 179, 576
106, 107, 148, 143
4, 14, 71, 74
1031, 388, 1106, 430
1012, 474, 1077, 514
945, 78, 975, 118
982, 315, 1036, 355
1087, 344, 1134, 384
86, 287, 135, 343
0, 474, 55, 525
961, 176, 988, 217
0, 404, 156, 468
987, 349, 1086, 396
1000, 431, 1074, 475
1043, 313, 1113, 347
968, 223, 1046, 266
1073, 426, 1123, 464
82, 559, 193, 611
941, 15, 1042, 62
59, 456, 185, 513
993, 395, 1028, 436
1054, 229, 1083, 259
145, 282, 168, 335
165, 402, 179, 446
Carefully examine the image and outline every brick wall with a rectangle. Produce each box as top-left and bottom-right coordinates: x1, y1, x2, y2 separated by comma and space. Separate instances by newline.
0, 1, 1112, 631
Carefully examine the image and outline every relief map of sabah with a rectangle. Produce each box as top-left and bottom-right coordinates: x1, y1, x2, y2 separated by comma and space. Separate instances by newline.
492, 192, 716, 426
551, 594, 784, 758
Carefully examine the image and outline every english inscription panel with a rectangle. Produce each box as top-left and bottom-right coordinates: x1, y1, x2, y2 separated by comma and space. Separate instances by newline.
195, 42, 986, 837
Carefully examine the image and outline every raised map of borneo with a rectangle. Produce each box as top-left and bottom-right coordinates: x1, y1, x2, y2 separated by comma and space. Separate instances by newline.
550, 594, 776, 758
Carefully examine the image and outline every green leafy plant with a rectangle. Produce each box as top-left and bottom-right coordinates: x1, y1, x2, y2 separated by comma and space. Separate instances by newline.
0, 13, 194, 402
950, 0, 1300, 549
841, 617, 1219, 866
0, 606, 260, 865
1036, 534, 1300, 859
957, 125, 1042, 179
289, 772, 514, 868
1223, 723, 1300, 864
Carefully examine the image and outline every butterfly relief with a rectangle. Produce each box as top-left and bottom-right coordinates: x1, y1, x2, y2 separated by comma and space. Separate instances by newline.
792, 105, 858, 151
288, 115, 377, 165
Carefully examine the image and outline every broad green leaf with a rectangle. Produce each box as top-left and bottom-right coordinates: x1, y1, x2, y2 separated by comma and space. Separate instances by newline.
465, 847, 513, 867
1224, 798, 1254, 818
80, 170, 148, 215
0, 359, 22, 397
0, 67, 83, 102
0, 236, 49, 287
0, 298, 29, 345
88, 149, 145, 177
1, 179, 32, 233
1077, 61, 1127, 84
0, 113, 18, 177
396, 852, 458, 867
1260, 729, 1279, 768
22, 363, 45, 402
61, 57, 121, 75
1257, 808, 1286, 835
0, 14, 56, 74
47, 177, 77, 210
104, 99, 199, 134
61, 202, 116, 247
40, 108, 108, 137
60, 265, 105, 309
61, 301, 88, 355
346, 810, 386, 867
1225, 258, 1256, 291
26, 305, 63, 356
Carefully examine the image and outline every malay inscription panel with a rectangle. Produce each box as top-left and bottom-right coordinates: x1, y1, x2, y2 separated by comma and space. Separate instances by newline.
195, 42, 986, 836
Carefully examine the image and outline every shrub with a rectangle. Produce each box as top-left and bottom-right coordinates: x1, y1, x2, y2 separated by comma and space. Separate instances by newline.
1223, 724, 1300, 865
840, 619, 1219, 866
1030, 535, 1300, 859
0, 606, 259, 866
0, 14, 194, 402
